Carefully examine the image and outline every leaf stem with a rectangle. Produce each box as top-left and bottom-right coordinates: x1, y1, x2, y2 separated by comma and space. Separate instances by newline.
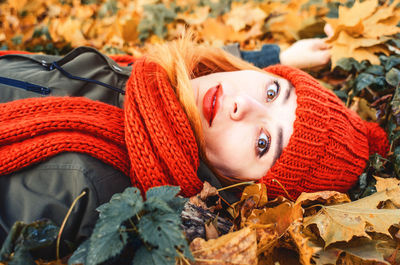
217, 181, 254, 192
272, 179, 294, 201
57, 190, 87, 260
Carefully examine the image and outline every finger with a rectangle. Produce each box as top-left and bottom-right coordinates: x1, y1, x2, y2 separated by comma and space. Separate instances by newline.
312, 39, 331, 50
324, 23, 334, 38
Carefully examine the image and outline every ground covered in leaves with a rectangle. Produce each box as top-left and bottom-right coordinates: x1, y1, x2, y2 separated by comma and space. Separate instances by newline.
0, 0, 400, 264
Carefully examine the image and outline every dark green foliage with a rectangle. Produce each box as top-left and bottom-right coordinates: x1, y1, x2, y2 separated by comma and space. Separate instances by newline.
0, 220, 59, 265
138, 4, 177, 42
68, 186, 191, 265
332, 44, 400, 201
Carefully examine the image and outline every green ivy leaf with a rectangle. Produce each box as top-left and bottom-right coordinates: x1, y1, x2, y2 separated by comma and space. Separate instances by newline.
384, 55, 400, 71
146, 185, 180, 200
97, 187, 143, 225
138, 211, 188, 258
132, 245, 175, 265
386, 68, 400, 87
146, 186, 187, 214
87, 221, 127, 265
144, 197, 175, 213
8, 246, 36, 265
0, 220, 59, 264
355, 72, 376, 95
335, 57, 361, 72
138, 212, 181, 250
68, 239, 89, 265
86, 187, 143, 265
365, 65, 385, 76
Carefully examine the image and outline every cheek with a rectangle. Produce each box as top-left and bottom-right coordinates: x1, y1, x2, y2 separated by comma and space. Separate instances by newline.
203, 125, 251, 176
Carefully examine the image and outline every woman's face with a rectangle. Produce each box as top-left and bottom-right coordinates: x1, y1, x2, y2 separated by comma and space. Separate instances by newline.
191, 70, 297, 182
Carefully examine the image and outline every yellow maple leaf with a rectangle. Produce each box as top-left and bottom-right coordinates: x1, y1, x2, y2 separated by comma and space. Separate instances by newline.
303, 186, 400, 247
337, 0, 378, 28
327, 0, 400, 67
199, 18, 247, 44
223, 2, 267, 32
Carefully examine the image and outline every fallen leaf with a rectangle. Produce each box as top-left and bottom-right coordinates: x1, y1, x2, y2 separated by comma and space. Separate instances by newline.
304, 186, 400, 247
176, 6, 210, 25
239, 183, 269, 208
287, 222, 316, 265
205, 221, 219, 240
246, 198, 303, 235
326, 0, 400, 67
189, 181, 220, 211
337, 0, 378, 28
190, 227, 257, 265
375, 176, 400, 193
223, 2, 267, 32
199, 18, 247, 45
118, 12, 141, 43
295, 190, 351, 208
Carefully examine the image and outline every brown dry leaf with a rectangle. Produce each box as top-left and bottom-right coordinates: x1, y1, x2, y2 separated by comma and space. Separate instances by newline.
350, 97, 378, 121
255, 224, 280, 256
375, 176, 400, 193
311, 238, 390, 265
199, 181, 218, 200
189, 181, 219, 211
239, 183, 268, 208
7, 0, 28, 12
176, 6, 210, 25
303, 186, 400, 247
190, 227, 257, 265
246, 198, 303, 235
49, 17, 87, 47
223, 2, 267, 32
287, 222, 317, 265
267, 0, 327, 44
205, 221, 219, 240
295, 190, 351, 208
118, 12, 141, 43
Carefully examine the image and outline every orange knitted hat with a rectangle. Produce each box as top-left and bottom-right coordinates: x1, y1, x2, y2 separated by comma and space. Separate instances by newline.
0, 56, 203, 197
260, 65, 390, 199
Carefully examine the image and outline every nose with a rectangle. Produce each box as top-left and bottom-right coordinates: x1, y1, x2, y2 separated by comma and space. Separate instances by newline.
230, 95, 261, 121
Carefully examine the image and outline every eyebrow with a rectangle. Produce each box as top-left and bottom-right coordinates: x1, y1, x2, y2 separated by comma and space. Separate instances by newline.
283, 84, 294, 104
272, 127, 283, 166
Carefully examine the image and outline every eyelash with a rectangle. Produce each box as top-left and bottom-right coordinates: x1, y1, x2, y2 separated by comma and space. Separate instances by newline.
256, 129, 271, 158
266, 80, 280, 102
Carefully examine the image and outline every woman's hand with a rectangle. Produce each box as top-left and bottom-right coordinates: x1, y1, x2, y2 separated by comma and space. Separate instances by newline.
279, 24, 334, 69
279, 38, 331, 69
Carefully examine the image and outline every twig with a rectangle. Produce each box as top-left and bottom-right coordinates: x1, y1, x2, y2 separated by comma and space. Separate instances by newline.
272, 179, 294, 201
56, 190, 87, 260
217, 181, 254, 192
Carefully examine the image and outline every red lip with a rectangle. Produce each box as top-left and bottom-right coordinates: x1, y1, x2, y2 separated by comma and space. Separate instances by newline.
203, 84, 222, 126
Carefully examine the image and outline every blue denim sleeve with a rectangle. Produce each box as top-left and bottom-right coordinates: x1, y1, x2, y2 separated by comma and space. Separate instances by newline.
240, 44, 281, 68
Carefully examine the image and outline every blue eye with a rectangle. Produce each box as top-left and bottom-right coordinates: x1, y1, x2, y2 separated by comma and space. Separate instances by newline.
257, 130, 271, 157
266, 81, 280, 102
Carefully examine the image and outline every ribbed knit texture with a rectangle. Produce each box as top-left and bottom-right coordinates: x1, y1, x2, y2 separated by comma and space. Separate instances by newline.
262, 65, 390, 199
0, 56, 203, 197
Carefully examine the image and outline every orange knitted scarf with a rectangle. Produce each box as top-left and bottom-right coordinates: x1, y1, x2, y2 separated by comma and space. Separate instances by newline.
0, 57, 203, 197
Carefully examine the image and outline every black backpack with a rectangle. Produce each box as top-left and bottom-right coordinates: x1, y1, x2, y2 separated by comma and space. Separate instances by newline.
0, 46, 132, 107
